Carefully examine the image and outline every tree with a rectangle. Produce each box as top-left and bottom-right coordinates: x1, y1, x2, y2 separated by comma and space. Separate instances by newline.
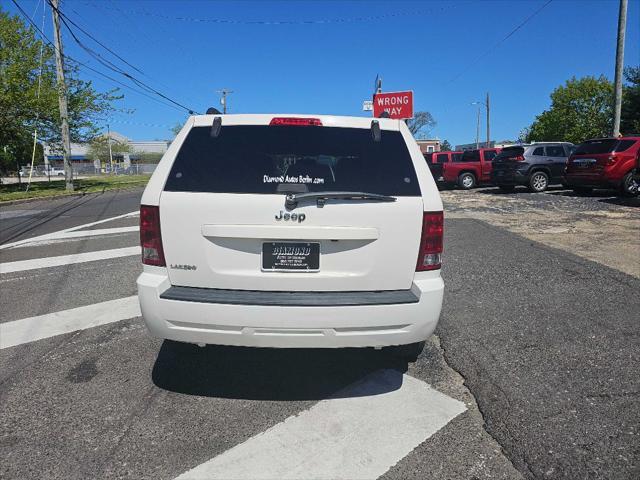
518, 127, 531, 143
170, 122, 182, 138
133, 152, 163, 164
621, 66, 640, 135
439, 139, 452, 151
406, 111, 436, 139
87, 135, 129, 167
526, 76, 613, 144
0, 8, 122, 173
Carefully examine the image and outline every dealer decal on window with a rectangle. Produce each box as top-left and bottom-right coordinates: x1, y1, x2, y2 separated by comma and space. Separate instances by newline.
263, 175, 324, 185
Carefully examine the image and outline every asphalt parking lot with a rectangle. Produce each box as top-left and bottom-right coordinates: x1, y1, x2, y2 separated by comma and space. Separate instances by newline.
1, 187, 638, 480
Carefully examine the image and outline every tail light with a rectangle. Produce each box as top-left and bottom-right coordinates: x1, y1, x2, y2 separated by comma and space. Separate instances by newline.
270, 117, 322, 126
513, 155, 525, 161
416, 211, 443, 271
140, 205, 165, 266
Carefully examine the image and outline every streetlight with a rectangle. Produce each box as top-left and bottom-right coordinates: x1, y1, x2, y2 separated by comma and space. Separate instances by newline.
471, 93, 491, 149
470, 101, 483, 150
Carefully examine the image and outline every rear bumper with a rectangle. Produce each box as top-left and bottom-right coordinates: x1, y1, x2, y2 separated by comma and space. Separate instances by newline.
137, 268, 444, 348
491, 169, 527, 185
563, 173, 621, 189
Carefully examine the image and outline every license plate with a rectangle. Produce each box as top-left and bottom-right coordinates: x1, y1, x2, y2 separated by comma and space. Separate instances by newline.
575, 158, 596, 168
262, 242, 320, 271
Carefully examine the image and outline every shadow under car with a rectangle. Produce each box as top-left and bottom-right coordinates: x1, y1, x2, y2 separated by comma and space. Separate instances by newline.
152, 340, 408, 401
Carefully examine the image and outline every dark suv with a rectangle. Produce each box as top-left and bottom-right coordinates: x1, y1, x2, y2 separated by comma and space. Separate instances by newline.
491, 142, 574, 192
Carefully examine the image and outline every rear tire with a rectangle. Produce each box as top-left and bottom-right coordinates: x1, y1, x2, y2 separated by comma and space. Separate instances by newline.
458, 172, 476, 190
387, 341, 425, 362
620, 172, 639, 197
528, 171, 549, 192
498, 185, 516, 193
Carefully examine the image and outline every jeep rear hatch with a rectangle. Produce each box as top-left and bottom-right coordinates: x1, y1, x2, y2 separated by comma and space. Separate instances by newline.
158, 120, 426, 292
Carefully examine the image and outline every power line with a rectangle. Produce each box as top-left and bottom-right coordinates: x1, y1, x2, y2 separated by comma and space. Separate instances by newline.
447, 0, 554, 84
69, 0, 201, 108
46, 0, 145, 76
10, 0, 188, 114
107, 119, 179, 129
87, 3, 453, 26
46, 0, 199, 114
11, 0, 199, 114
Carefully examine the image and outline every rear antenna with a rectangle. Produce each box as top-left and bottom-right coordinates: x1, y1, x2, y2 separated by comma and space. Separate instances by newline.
206, 107, 222, 114
371, 120, 381, 142
210, 116, 222, 138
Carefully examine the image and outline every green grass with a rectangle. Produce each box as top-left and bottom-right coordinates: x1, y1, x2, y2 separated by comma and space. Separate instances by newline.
0, 175, 150, 202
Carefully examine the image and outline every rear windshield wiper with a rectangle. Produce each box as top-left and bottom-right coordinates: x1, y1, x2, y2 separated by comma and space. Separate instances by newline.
285, 191, 397, 209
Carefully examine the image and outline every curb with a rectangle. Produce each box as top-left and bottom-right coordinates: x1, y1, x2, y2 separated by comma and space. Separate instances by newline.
0, 185, 146, 207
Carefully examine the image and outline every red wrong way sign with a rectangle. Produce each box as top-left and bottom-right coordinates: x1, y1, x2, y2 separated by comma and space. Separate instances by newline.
373, 91, 413, 119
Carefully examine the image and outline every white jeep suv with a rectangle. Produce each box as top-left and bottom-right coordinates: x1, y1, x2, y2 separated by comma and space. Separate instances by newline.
137, 114, 444, 360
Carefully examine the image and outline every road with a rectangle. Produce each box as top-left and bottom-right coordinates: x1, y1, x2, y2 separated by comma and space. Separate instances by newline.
1, 187, 638, 480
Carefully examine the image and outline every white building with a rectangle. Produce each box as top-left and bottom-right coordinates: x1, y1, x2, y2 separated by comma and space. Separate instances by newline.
43, 131, 170, 170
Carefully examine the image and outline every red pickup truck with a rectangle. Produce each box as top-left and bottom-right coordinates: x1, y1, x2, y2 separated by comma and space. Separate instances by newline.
442, 148, 501, 189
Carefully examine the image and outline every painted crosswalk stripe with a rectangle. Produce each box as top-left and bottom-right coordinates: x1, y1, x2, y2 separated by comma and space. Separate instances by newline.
17, 226, 140, 247
0, 210, 139, 250
175, 369, 466, 480
0, 246, 140, 274
0, 296, 140, 349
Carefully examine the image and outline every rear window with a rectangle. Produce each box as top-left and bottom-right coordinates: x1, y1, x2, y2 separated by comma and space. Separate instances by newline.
164, 126, 421, 196
484, 150, 498, 161
495, 147, 524, 160
574, 139, 619, 155
614, 140, 636, 152
457, 150, 480, 162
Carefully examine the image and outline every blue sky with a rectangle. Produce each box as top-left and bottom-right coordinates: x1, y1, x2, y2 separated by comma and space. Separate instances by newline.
7, 0, 640, 146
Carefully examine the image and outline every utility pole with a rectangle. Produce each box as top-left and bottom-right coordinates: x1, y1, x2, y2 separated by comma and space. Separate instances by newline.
613, 0, 627, 137
486, 92, 491, 148
217, 89, 234, 114
51, 0, 73, 191
107, 124, 113, 172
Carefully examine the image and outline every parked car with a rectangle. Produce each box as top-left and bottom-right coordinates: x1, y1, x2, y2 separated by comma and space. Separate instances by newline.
137, 114, 445, 361
491, 142, 574, 192
18, 167, 35, 177
632, 154, 640, 195
43, 166, 65, 176
564, 136, 640, 197
441, 147, 501, 189
425, 150, 462, 181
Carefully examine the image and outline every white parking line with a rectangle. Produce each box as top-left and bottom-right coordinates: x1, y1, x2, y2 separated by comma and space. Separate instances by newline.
0, 296, 140, 349
175, 369, 466, 480
0, 246, 140, 274
0, 210, 139, 250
